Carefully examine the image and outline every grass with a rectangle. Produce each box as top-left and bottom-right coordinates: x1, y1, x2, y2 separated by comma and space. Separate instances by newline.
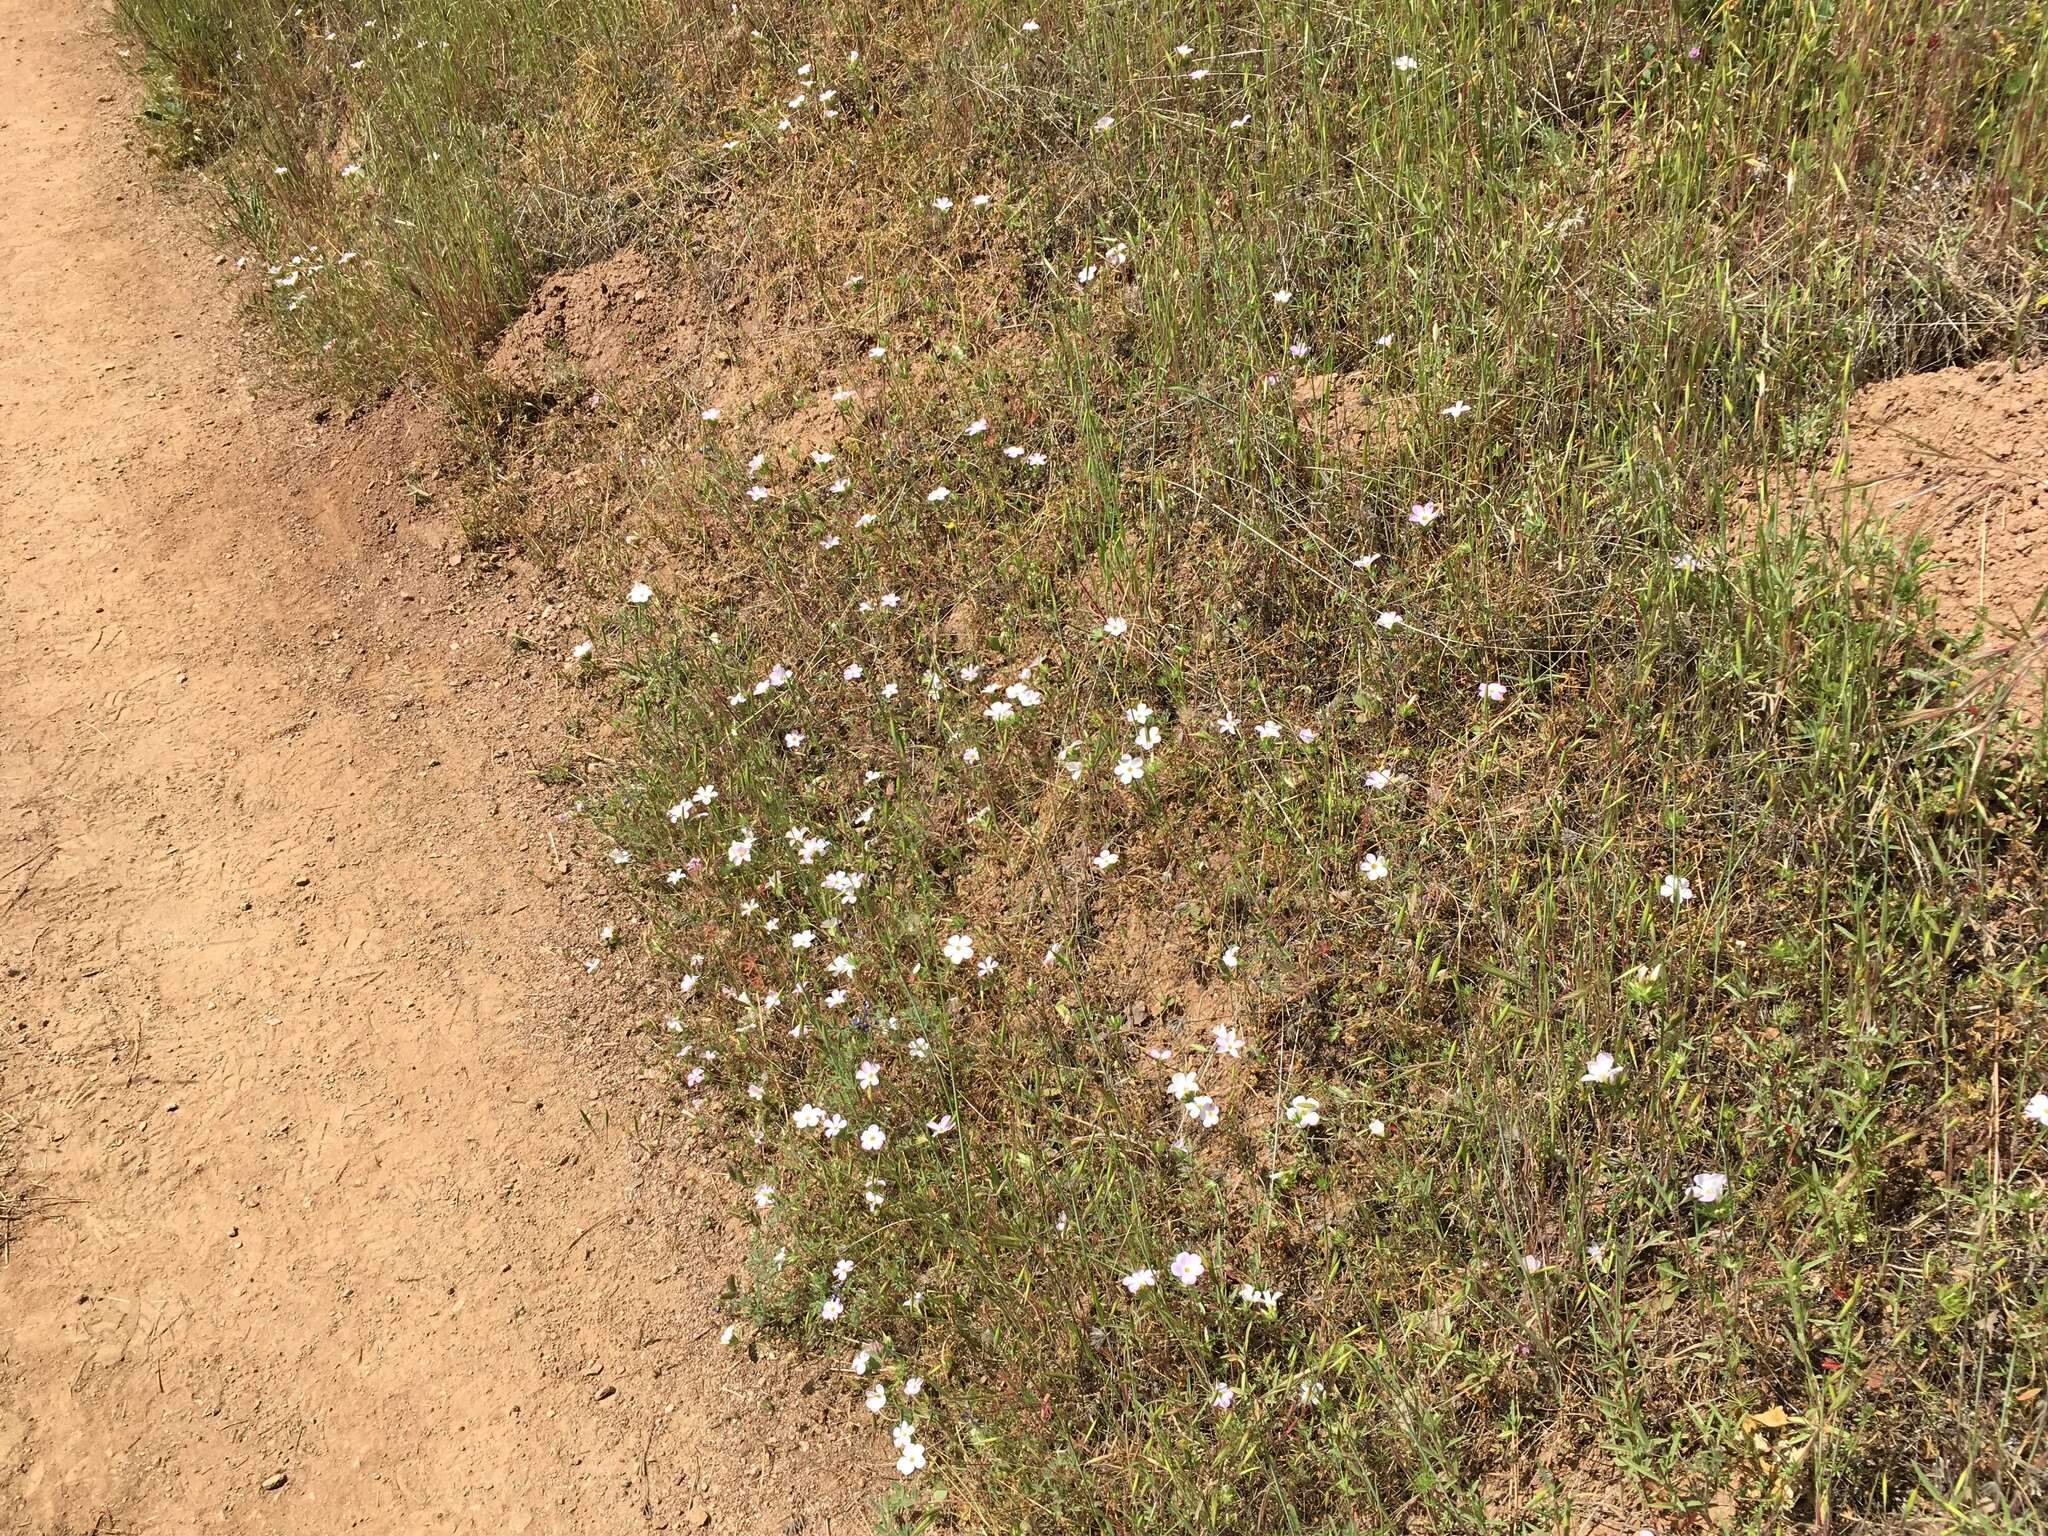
118, 1, 2048, 1531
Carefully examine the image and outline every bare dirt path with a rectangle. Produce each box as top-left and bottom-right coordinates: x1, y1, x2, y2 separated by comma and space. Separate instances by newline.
0, 5, 867, 1532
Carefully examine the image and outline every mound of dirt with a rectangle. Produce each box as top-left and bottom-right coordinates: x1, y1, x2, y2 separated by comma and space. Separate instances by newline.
485, 247, 676, 391
485, 250, 872, 470
1825, 358, 2048, 640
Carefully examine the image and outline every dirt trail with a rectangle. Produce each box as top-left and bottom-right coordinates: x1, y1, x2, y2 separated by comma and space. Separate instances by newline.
1, 6, 867, 1532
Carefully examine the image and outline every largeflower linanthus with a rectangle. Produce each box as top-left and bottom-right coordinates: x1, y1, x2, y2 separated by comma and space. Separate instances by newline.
1581, 1051, 1623, 1086
1686, 1170, 1729, 1205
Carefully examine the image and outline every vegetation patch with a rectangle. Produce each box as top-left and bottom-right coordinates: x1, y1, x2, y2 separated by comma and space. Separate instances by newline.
120, 1, 2048, 1531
